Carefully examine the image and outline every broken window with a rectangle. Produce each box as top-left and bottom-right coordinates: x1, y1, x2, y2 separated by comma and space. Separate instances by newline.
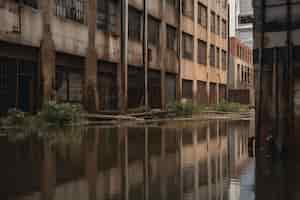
222, 50, 227, 70
0, 64, 8, 91
183, 32, 194, 60
198, 3, 207, 28
97, 0, 118, 33
167, 25, 177, 51
211, 11, 216, 33
210, 44, 215, 66
216, 47, 220, 68
197, 39, 207, 65
22, 0, 38, 8
182, 0, 194, 19
55, 0, 86, 23
128, 6, 142, 41
148, 16, 160, 46
222, 19, 227, 38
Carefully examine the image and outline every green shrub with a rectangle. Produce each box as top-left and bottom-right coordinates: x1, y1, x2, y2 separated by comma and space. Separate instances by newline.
1, 109, 26, 127
167, 100, 195, 116
214, 101, 244, 112
38, 101, 84, 126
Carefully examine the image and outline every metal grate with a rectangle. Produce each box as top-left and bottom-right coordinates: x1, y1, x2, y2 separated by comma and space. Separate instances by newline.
55, 0, 86, 24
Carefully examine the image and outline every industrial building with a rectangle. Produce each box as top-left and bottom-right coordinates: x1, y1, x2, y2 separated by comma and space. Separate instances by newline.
254, 0, 300, 155
228, 37, 254, 105
0, 0, 228, 113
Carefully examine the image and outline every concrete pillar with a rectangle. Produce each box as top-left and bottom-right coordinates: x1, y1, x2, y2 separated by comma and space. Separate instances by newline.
193, 128, 199, 199
85, 128, 99, 200
144, 128, 149, 200
160, 0, 166, 109
193, 0, 198, 105
143, 0, 149, 110
177, 0, 183, 101
121, 127, 129, 200
40, 0, 55, 103
119, 0, 129, 112
84, 0, 99, 112
207, 124, 212, 200
160, 128, 166, 200
41, 140, 56, 200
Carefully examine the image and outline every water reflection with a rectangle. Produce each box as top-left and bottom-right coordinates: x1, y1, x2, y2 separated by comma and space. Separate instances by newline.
1, 120, 254, 200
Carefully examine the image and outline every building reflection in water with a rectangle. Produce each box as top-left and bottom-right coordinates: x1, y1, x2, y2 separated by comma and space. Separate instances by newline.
1, 120, 254, 200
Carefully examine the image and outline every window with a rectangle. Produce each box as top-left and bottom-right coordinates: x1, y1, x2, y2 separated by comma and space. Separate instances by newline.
197, 40, 207, 65
237, 64, 240, 82
238, 15, 254, 24
148, 16, 160, 46
222, 19, 227, 38
210, 45, 215, 66
128, 7, 142, 41
166, 0, 178, 8
211, 11, 216, 33
182, 0, 194, 19
183, 33, 194, 60
217, 15, 220, 35
0, 64, 8, 90
167, 25, 177, 51
222, 50, 227, 70
55, 0, 86, 23
216, 47, 220, 68
97, 0, 118, 33
23, 0, 38, 8
198, 3, 207, 28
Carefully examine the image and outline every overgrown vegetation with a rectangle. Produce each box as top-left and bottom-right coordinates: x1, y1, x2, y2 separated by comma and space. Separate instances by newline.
1, 101, 84, 129
167, 99, 250, 116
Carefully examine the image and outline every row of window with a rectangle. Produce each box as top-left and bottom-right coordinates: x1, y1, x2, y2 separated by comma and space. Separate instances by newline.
237, 64, 252, 85
182, 33, 227, 69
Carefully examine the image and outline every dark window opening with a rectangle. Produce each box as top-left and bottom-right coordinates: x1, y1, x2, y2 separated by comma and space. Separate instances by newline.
198, 3, 207, 28
97, 0, 118, 33
128, 6, 142, 41
0, 65, 8, 90
238, 15, 254, 24
222, 19, 227, 38
210, 45, 215, 66
166, 0, 178, 8
182, 79, 193, 99
56, 68, 83, 102
183, 32, 194, 60
167, 25, 177, 51
211, 11, 216, 33
222, 50, 227, 70
216, 47, 220, 68
22, 0, 38, 8
217, 15, 220, 35
55, 0, 86, 23
197, 39, 207, 65
148, 16, 160, 46
182, 0, 194, 19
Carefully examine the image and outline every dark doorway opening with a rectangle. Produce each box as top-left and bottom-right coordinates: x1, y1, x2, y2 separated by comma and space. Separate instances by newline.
98, 61, 118, 111
148, 69, 161, 109
128, 66, 144, 109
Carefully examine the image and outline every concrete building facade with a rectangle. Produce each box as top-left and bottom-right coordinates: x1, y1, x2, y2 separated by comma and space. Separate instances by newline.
0, 0, 228, 113
228, 37, 254, 104
229, 0, 253, 48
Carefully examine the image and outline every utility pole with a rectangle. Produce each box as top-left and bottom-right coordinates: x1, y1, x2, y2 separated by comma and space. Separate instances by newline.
143, 0, 149, 110
120, 0, 128, 112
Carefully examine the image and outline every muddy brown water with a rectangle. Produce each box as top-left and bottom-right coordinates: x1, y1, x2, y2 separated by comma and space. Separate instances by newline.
0, 120, 259, 200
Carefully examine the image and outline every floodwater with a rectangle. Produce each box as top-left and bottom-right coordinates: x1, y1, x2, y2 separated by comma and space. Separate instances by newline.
1, 120, 257, 200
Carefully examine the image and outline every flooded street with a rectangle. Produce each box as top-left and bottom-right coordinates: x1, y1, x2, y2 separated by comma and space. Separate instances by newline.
1, 120, 256, 200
